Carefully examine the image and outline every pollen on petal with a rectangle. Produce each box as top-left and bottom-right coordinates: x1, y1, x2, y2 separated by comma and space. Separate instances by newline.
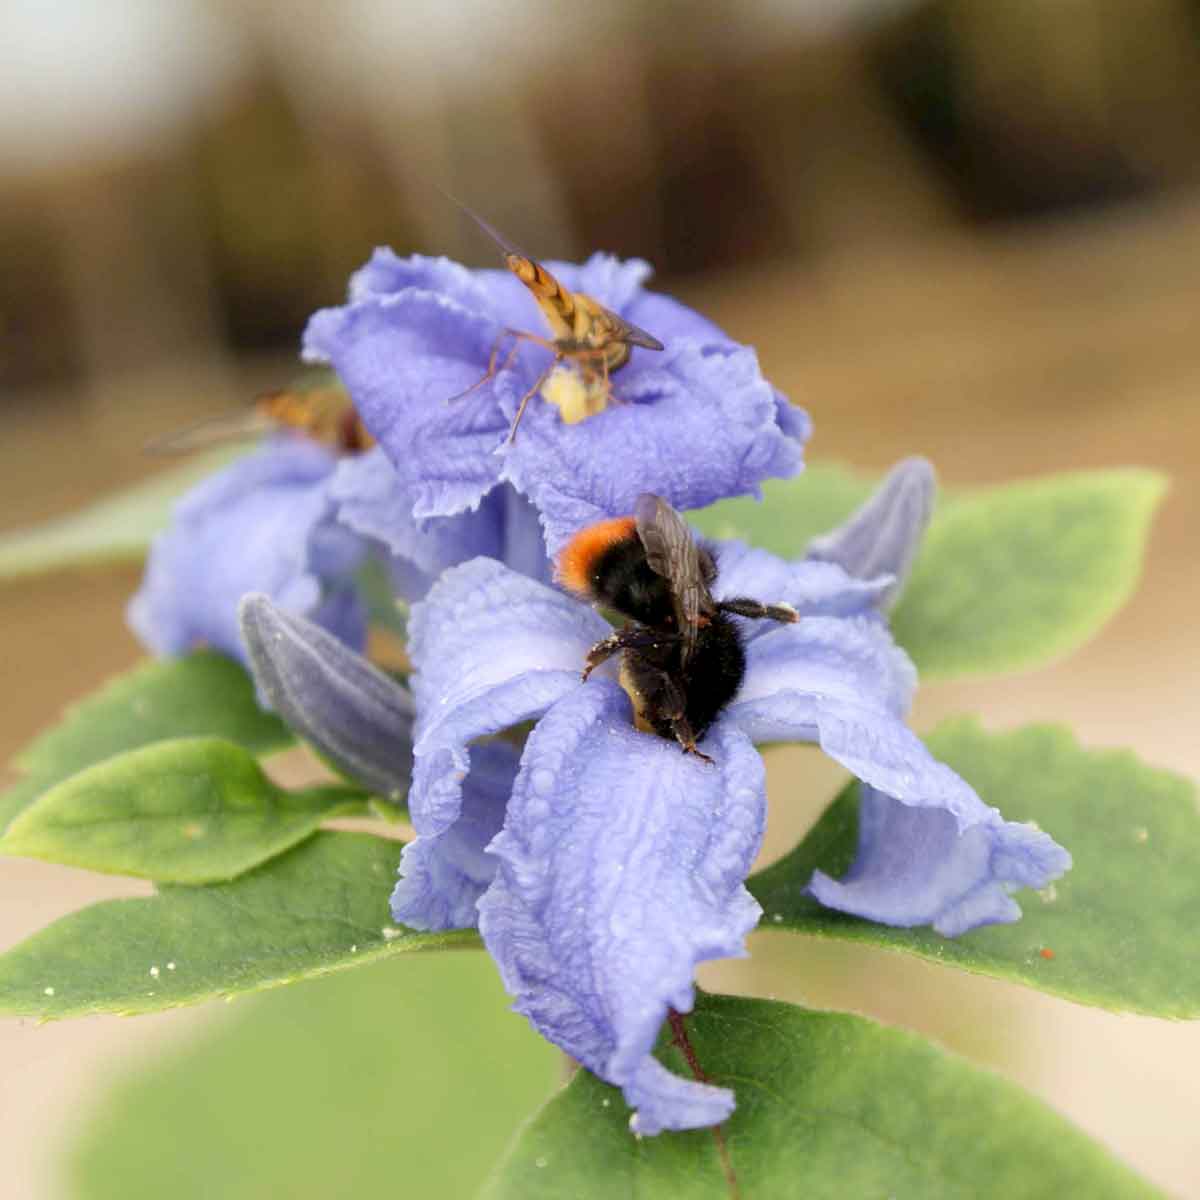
555, 516, 636, 596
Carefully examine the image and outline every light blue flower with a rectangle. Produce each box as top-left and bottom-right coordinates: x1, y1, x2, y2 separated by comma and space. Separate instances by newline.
391, 530, 1070, 1132
128, 440, 368, 667
303, 250, 808, 554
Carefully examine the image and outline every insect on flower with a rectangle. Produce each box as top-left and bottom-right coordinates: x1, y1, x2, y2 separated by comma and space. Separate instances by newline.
557, 493, 798, 762
447, 202, 665, 442
145, 373, 373, 456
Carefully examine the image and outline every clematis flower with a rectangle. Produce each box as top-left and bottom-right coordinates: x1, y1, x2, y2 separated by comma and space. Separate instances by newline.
129, 439, 369, 667
302, 250, 808, 554
235, 476, 1069, 1135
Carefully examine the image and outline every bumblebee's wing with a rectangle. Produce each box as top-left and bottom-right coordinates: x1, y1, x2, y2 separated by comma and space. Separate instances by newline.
143, 407, 274, 455
599, 304, 664, 351
634, 493, 712, 662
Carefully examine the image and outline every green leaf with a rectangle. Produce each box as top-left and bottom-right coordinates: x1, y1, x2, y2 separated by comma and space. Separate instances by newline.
485, 992, 1161, 1200
66, 954, 557, 1200
751, 720, 1200, 1016
0, 652, 292, 833
892, 469, 1166, 678
0, 447, 247, 581
1, 738, 364, 883
693, 466, 1165, 680
0, 831, 473, 1018
691, 463, 874, 556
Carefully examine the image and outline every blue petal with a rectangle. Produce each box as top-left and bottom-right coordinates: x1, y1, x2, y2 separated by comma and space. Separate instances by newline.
391, 739, 519, 931
807, 457, 936, 610
306, 249, 806, 549
478, 682, 764, 1134
714, 541, 893, 632
727, 615, 917, 729
407, 559, 608, 839
128, 441, 366, 666
304, 290, 513, 518
501, 341, 806, 553
808, 783, 1072, 937
329, 450, 550, 598
238, 594, 414, 798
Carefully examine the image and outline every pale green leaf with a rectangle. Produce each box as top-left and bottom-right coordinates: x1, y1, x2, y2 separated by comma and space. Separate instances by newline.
67, 954, 557, 1200
0, 831, 473, 1018
0, 447, 247, 580
0, 652, 292, 833
892, 469, 1166, 677
484, 991, 1160, 1200
751, 721, 1200, 1016
1, 738, 363, 883
693, 466, 1165, 680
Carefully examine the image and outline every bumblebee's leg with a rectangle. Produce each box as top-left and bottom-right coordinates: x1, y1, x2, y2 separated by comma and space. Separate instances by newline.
645, 666, 715, 765
582, 625, 676, 681
717, 597, 799, 625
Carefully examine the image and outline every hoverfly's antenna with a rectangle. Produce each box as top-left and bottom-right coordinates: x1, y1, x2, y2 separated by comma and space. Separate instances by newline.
436, 184, 533, 265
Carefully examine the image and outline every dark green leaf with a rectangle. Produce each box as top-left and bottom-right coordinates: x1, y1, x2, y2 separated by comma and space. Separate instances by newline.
892, 469, 1166, 678
66, 954, 557, 1200
0, 831, 473, 1018
1, 738, 363, 883
752, 721, 1200, 1016
0, 652, 292, 833
0, 447, 247, 580
484, 991, 1161, 1200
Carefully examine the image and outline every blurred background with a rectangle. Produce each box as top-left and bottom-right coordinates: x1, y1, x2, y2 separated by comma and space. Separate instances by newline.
2, 0, 1199, 1196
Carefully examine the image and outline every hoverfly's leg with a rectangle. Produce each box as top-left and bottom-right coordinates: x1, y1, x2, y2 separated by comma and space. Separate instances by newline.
506, 355, 561, 443
581, 625, 677, 681
446, 329, 519, 404
716, 597, 799, 625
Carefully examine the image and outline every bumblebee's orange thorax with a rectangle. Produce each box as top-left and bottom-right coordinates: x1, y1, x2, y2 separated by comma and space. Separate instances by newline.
556, 516, 638, 597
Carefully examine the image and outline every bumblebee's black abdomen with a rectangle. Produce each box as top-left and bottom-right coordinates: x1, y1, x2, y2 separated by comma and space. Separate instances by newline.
681, 614, 745, 738
590, 538, 675, 627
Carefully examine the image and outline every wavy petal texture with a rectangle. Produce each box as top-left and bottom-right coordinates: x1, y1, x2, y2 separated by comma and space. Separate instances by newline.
478, 682, 765, 1134
391, 739, 520, 931
238, 594, 414, 798
128, 440, 366, 666
329, 450, 550, 597
303, 250, 807, 552
809, 783, 1072, 936
406, 560, 608, 839
808, 457, 936, 610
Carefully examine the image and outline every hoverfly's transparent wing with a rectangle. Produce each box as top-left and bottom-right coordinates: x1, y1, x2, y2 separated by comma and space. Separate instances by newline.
634, 493, 713, 664
600, 306, 665, 352
439, 186, 534, 264
142, 406, 275, 456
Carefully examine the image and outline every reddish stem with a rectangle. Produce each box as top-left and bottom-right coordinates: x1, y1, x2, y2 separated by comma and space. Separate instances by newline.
668, 1008, 742, 1200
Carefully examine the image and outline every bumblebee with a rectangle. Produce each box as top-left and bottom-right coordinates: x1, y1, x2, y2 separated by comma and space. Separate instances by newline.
557, 494, 797, 762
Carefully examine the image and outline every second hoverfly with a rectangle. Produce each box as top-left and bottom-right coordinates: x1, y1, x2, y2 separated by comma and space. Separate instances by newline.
145, 372, 373, 457
449, 205, 664, 443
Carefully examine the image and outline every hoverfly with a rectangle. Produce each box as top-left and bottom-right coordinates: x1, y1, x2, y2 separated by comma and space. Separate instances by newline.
145, 372, 373, 456
447, 204, 665, 443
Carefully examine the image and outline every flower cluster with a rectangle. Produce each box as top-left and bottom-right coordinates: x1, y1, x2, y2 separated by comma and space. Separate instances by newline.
137, 245, 1070, 1135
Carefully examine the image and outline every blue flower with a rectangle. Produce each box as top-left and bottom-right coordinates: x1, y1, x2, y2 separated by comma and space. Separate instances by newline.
303, 250, 808, 554
128, 439, 368, 667
328, 447, 550, 600
390, 520, 1070, 1133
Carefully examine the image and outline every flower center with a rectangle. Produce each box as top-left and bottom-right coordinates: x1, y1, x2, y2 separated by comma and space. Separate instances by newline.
540, 366, 611, 425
